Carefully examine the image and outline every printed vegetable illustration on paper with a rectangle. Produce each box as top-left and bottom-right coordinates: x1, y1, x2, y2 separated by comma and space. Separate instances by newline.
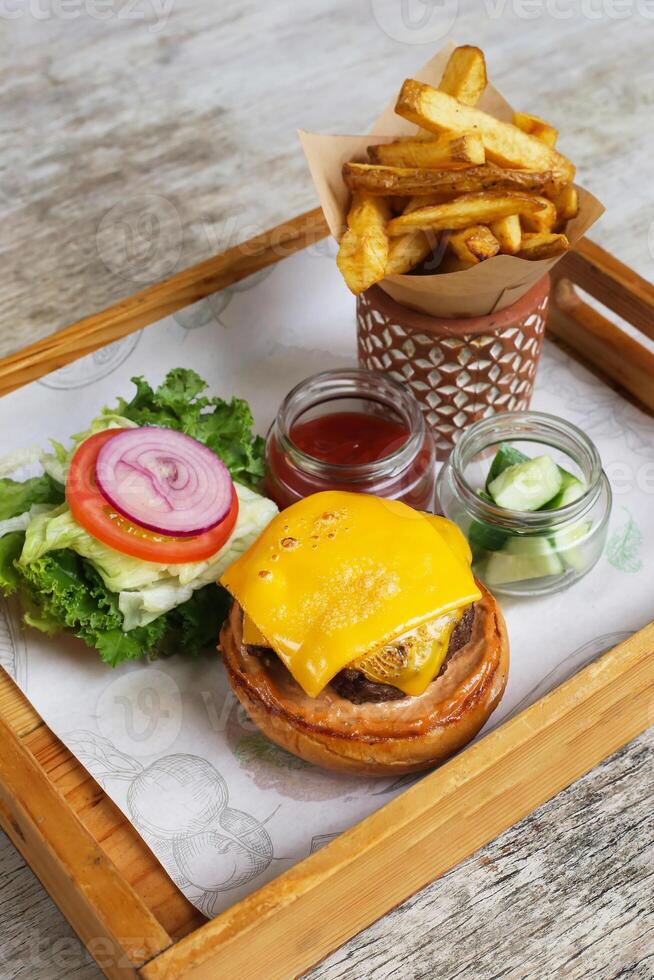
606, 508, 643, 574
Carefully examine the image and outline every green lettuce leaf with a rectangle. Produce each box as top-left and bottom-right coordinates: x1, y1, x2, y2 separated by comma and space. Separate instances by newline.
21, 505, 171, 592
20, 484, 277, 623
16, 547, 229, 666
0, 504, 57, 540
0, 532, 24, 592
18, 548, 167, 666
0, 475, 64, 521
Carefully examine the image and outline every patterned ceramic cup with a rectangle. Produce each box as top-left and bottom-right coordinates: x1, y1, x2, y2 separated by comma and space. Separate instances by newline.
357, 276, 550, 459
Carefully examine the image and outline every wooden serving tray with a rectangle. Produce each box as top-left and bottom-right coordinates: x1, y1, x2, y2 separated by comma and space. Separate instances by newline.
0, 209, 653, 979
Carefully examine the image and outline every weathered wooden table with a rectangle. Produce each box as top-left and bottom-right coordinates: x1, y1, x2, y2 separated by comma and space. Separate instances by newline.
1, 2, 652, 976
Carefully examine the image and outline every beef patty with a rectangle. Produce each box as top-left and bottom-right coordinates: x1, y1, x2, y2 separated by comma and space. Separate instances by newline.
246, 604, 476, 705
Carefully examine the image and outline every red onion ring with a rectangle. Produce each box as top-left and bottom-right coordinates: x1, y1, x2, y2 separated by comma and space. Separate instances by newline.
95, 427, 234, 537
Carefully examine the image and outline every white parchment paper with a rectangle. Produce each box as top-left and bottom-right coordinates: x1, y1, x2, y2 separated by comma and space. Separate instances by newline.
1, 243, 652, 918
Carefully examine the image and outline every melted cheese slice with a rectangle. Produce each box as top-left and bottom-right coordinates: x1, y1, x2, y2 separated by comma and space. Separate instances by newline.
351, 609, 462, 697
427, 514, 472, 566
221, 491, 480, 698
243, 615, 268, 646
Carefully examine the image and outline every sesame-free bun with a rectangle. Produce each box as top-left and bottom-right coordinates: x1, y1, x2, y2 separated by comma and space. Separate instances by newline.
219, 583, 508, 776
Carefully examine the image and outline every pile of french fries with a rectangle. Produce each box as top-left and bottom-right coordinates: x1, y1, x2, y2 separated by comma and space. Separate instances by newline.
337, 46, 580, 295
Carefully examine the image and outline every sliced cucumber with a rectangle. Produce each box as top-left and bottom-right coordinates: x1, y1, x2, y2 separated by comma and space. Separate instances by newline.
552, 521, 592, 572
485, 443, 529, 491
485, 443, 585, 510
488, 455, 562, 512
483, 535, 565, 586
542, 470, 586, 510
468, 490, 507, 555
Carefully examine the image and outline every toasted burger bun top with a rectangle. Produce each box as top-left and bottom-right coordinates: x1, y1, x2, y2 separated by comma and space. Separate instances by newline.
220, 582, 509, 776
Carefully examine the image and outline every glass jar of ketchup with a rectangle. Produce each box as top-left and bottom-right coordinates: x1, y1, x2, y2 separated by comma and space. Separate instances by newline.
265, 369, 437, 511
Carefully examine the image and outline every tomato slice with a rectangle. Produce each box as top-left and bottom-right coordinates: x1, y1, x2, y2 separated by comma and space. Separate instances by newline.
66, 429, 239, 564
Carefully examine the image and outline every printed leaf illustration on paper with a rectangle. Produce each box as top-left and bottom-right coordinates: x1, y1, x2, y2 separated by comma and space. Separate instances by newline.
606, 508, 643, 573
235, 731, 312, 772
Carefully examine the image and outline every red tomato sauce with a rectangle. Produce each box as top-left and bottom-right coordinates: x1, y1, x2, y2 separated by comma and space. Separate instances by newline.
265, 410, 435, 511
289, 412, 409, 466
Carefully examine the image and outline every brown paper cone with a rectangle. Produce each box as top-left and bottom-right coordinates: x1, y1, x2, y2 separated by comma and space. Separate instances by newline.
299, 42, 604, 319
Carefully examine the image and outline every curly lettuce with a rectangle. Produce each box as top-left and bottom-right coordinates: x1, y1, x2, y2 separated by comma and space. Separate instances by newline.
14, 549, 231, 667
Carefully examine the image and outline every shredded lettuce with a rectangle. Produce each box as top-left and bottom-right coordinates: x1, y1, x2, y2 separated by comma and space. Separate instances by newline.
0, 504, 56, 538
20, 483, 277, 628
0, 474, 64, 521
0, 447, 44, 477
21, 504, 171, 592
0, 369, 273, 665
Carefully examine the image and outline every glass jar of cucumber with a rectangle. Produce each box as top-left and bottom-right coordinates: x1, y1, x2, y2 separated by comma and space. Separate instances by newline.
437, 412, 612, 597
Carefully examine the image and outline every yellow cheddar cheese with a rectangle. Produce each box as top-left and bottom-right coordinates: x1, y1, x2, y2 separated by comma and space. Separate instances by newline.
221, 491, 480, 698
243, 614, 267, 646
351, 608, 463, 697
428, 514, 473, 566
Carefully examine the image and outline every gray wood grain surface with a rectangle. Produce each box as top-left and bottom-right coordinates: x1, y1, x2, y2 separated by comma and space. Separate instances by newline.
1, 2, 653, 977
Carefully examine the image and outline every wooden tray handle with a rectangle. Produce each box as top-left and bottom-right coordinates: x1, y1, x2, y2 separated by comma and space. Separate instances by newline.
548, 238, 654, 412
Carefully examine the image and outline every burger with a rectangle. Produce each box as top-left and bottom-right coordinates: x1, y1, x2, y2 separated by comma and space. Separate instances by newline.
220, 491, 508, 776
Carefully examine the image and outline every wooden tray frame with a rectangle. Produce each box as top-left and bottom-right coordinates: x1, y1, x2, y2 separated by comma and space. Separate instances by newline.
0, 208, 653, 979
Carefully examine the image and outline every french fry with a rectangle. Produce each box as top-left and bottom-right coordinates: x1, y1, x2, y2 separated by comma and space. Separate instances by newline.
336, 193, 391, 294
333, 44, 580, 290
518, 232, 570, 260
489, 214, 522, 254
385, 231, 434, 275
343, 162, 557, 197
386, 195, 441, 273
520, 195, 557, 232
449, 226, 500, 264
513, 111, 558, 148
411, 46, 487, 140
553, 184, 579, 222
368, 132, 485, 169
403, 194, 445, 213
395, 80, 575, 183
387, 192, 546, 236
439, 45, 487, 106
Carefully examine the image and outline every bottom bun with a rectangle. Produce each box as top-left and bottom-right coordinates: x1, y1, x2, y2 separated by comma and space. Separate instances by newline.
220, 584, 509, 777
